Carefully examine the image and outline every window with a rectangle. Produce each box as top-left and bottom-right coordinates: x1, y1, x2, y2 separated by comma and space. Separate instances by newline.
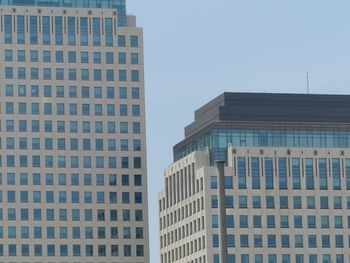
43, 50, 51, 62
18, 85, 26, 96
56, 68, 64, 80
130, 35, 138, 47
93, 18, 101, 46
332, 159, 341, 190
265, 196, 274, 208
253, 216, 262, 228
307, 196, 315, 209
132, 105, 140, 116
240, 235, 249, 247
67, 17, 76, 45
131, 53, 139, 64
18, 50, 25, 61
80, 17, 88, 45
334, 216, 343, 228
107, 87, 115, 98
131, 70, 139, 81
307, 216, 316, 228
132, 87, 140, 99
135, 192, 142, 203
294, 215, 302, 228
118, 52, 126, 64
69, 69, 77, 80
268, 235, 276, 247
295, 235, 303, 248
5, 67, 13, 79
281, 235, 290, 247
293, 196, 302, 209
239, 196, 247, 208
320, 196, 329, 209
278, 158, 287, 189
334, 196, 342, 209
106, 52, 114, 64
118, 35, 126, 47
94, 69, 102, 81
30, 50, 38, 62
335, 235, 343, 247
280, 215, 289, 228
226, 235, 235, 247
305, 158, 314, 189
321, 216, 329, 228
280, 196, 288, 209
267, 215, 275, 228
265, 157, 274, 189
240, 215, 248, 228
237, 157, 246, 189
322, 235, 330, 247
119, 70, 127, 81
251, 157, 260, 189
4, 15, 12, 44
5, 50, 12, 61
119, 87, 127, 98
106, 69, 114, 81
319, 158, 328, 189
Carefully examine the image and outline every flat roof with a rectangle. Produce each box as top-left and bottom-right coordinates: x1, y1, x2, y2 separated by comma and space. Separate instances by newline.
185, 92, 350, 138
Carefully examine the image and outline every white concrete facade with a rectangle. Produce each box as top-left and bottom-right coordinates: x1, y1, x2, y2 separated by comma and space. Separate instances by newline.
159, 146, 350, 263
0, 4, 149, 263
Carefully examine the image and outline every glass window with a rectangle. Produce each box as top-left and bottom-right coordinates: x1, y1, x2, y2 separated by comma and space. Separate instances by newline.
67, 17, 76, 45
118, 52, 126, 64
307, 215, 316, 228
131, 53, 139, 64
68, 51, 76, 63
131, 70, 139, 81
5, 50, 12, 61
81, 52, 88, 63
130, 35, 138, 47
80, 17, 88, 45
93, 52, 101, 63
265, 157, 274, 189
30, 50, 38, 62
293, 196, 302, 209
305, 158, 314, 189
278, 158, 287, 189
93, 18, 101, 46
55, 17, 63, 45
42, 17, 50, 44
307, 196, 315, 209
106, 52, 114, 64
318, 158, 328, 190
332, 159, 341, 189
18, 50, 25, 62
132, 87, 140, 99
320, 196, 329, 209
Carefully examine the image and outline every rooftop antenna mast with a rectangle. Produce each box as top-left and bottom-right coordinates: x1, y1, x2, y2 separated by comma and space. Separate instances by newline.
306, 72, 310, 94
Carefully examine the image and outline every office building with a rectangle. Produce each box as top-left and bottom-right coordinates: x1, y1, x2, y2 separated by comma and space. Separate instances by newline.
159, 92, 350, 263
0, 0, 149, 262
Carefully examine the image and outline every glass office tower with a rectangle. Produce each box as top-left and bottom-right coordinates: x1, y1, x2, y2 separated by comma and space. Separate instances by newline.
159, 93, 350, 263
0, 1, 149, 262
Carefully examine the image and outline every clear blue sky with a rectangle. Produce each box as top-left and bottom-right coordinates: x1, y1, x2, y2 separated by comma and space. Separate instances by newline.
127, 0, 350, 262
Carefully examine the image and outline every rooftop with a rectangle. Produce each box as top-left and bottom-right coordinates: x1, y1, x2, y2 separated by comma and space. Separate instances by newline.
0, 0, 127, 26
185, 92, 350, 138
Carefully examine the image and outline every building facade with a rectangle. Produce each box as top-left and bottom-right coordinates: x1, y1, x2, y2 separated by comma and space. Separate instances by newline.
0, 0, 149, 262
159, 93, 350, 263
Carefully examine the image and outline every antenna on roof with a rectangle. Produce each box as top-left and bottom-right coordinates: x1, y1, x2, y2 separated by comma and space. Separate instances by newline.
306, 72, 310, 94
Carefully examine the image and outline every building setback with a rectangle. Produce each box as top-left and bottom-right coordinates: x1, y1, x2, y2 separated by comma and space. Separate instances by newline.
159, 92, 350, 263
0, 0, 149, 262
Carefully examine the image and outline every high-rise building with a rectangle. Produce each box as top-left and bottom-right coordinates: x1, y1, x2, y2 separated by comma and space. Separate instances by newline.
159, 92, 350, 263
0, 0, 149, 262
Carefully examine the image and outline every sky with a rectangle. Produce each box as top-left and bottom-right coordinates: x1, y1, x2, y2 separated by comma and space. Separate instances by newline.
127, 0, 350, 262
